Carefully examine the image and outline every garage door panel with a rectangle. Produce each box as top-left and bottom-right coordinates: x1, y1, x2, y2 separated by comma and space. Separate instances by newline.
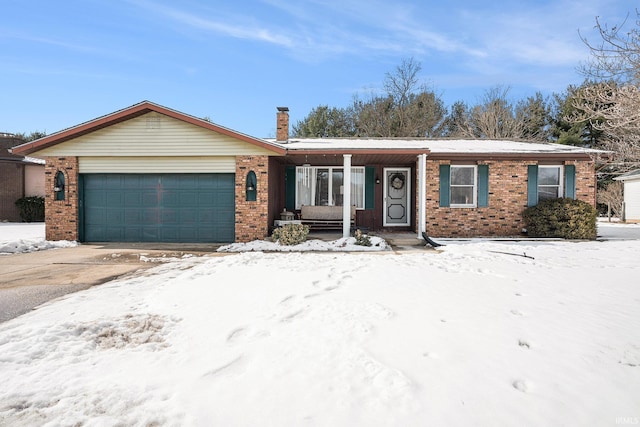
123, 192, 142, 207
82, 173, 235, 242
105, 191, 123, 206
123, 209, 141, 223
105, 209, 124, 223
141, 209, 160, 224
161, 209, 178, 224
215, 191, 235, 205
175, 192, 196, 206
85, 191, 105, 205
179, 210, 198, 223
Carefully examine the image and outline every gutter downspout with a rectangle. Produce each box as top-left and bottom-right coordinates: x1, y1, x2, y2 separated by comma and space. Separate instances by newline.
418, 153, 427, 239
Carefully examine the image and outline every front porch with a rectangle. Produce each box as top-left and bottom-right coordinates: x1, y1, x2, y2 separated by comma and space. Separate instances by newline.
268, 149, 430, 238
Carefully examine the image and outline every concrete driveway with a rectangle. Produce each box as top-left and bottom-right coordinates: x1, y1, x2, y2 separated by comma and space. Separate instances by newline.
0, 243, 222, 323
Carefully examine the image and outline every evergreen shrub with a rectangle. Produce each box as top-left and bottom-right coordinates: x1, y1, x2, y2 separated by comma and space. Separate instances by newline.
523, 198, 597, 239
15, 196, 45, 222
272, 223, 310, 245
353, 229, 372, 246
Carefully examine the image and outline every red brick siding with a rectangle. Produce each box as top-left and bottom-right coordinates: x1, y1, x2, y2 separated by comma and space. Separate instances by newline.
424, 159, 596, 238
45, 157, 79, 241
0, 161, 24, 221
573, 160, 597, 206
235, 155, 269, 242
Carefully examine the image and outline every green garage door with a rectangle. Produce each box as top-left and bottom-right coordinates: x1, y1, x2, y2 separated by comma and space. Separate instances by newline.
80, 174, 235, 243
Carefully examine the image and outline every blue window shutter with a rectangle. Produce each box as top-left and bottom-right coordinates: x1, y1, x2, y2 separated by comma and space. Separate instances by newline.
565, 165, 576, 199
285, 166, 296, 210
439, 165, 450, 207
527, 165, 538, 207
365, 166, 375, 209
477, 165, 489, 207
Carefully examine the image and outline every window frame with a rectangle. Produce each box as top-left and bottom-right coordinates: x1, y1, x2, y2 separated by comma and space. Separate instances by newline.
537, 165, 564, 202
449, 165, 477, 208
295, 166, 365, 210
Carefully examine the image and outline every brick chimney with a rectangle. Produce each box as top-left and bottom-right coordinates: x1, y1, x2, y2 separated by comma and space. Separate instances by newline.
276, 107, 289, 142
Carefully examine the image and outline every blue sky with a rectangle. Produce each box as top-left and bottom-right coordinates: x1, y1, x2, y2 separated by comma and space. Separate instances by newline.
1, 0, 635, 138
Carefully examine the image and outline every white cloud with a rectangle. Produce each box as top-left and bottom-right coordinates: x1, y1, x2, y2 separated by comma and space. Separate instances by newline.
130, 0, 294, 47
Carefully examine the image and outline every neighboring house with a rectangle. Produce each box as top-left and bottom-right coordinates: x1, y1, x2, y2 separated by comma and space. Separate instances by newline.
11, 101, 606, 243
614, 169, 640, 222
1, 133, 45, 222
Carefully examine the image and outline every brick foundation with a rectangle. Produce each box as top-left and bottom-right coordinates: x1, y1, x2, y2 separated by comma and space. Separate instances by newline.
235, 155, 269, 242
45, 156, 79, 241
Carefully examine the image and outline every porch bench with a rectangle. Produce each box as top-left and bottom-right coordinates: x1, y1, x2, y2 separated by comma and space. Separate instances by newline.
300, 205, 356, 230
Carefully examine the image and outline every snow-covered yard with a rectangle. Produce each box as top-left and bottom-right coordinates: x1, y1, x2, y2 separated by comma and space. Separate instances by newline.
0, 222, 76, 254
1, 223, 639, 426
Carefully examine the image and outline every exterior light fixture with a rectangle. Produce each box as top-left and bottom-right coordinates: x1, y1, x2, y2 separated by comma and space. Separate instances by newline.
246, 170, 257, 201
54, 171, 65, 201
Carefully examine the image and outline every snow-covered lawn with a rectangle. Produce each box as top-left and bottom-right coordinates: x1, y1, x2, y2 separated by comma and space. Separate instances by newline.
0, 222, 76, 254
1, 222, 639, 426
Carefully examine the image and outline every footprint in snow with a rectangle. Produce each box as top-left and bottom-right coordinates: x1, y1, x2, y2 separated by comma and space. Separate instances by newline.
518, 340, 531, 349
512, 380, 529, 392
280, 308, 306, 323
226, 327, 269, 344
279, 295, 295, 304
226, 327, 248, 344
202, 356, 243, 377
511, 309, 524, 316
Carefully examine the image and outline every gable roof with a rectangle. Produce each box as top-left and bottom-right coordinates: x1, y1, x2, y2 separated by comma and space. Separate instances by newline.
0, 134, 43, 165
11, 101, 286, 156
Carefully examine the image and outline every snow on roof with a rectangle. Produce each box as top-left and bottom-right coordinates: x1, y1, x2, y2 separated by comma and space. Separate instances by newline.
267, 138, 607, 155
614, 169, 640, 181
23, 156, 45, 165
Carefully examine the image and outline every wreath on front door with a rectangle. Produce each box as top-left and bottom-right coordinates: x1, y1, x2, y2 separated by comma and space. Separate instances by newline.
390, 173, 405, 190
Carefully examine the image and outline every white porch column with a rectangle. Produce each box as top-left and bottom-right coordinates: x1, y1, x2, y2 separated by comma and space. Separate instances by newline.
418, 153, 427, 239
342, 154, 352, 238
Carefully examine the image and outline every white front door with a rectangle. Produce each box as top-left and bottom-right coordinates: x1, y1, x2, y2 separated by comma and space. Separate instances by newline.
383, 168, 410, 226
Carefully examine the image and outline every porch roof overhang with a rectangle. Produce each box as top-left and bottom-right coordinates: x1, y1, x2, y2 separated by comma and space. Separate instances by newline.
272, 137, 610, 165
427, 152, 602, 161
281, 148, 430, 166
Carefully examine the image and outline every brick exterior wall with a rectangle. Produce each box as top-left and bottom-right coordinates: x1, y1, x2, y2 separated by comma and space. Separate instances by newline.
235, 155, 269, 242
45, 157, 79, 241
0, 161, 24, 221
573, 159, 597, 206
424, 159, 597, 238
276, 108, 289, 142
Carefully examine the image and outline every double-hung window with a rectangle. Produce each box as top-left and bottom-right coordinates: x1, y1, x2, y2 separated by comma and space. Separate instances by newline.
439, 164, 489, 208
295, 166, 365, 209
450, 165, 477, 207
527, 164, 575, 206
537, 166, 563, 201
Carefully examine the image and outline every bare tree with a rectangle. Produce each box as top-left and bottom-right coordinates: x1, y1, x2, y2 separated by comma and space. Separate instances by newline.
571, 83, 640, 169
579, 11, 640, 83
383, 57, 421, 134
351, 58, 446, 137
469, 86, 526, 139
571, 11, 640, 172
597, 180, 624, 219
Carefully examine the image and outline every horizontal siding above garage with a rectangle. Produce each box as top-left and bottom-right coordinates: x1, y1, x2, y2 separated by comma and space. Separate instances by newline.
79, 156, 236, 173
33, 112, 280, 157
